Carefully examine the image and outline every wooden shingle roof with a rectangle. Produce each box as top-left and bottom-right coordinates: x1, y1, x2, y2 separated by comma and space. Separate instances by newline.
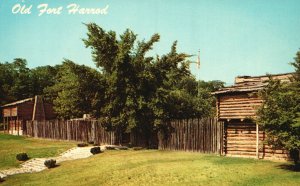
213, 72, 294, 95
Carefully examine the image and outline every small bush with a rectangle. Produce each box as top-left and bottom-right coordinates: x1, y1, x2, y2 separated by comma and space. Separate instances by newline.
44, 159, 56, 168
133, 147, 143, 151
16, 153, 29, 161
90, 147, 102, 155
77, 143, 88, 147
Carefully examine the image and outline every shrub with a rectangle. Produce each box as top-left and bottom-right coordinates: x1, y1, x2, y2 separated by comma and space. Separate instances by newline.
90, 147, 102, 155
16, 153, 29, 161
44, 159, 56, 168
77, 143, 88, 147
106, 146, 116, 150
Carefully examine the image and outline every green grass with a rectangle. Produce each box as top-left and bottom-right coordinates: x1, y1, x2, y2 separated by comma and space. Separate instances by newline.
2, 149, 300, 186
0, 133, 76, 170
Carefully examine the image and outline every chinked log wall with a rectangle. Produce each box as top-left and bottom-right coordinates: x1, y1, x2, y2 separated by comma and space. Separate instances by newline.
225, 121, 289, 160
218, 94, 263, 120
158, 118, 225, 154
24, 120, 116, 145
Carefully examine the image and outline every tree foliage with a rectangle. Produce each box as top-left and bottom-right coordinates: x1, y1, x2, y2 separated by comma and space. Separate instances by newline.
0, 59, 35, 104
1, 24, 224, 145
257, 50, 300, 164
83, 23, 222, 138
0, 59, 58, 105
45, 60, 105, 119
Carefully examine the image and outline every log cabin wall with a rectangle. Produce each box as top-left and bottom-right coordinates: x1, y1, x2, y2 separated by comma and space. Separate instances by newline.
3, 106, 18, 117
44, 103, 56, 120
17, 101, 34, 120
225, 120, 289, 160
214, 73, 294, 160
218, 93, 262, 120
1, 96, 56, 135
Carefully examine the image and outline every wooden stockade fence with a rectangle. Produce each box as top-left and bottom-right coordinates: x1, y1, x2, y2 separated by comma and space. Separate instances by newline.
23, 118, 225, 154
158, 118, 224, 154
24, 120, 116, 145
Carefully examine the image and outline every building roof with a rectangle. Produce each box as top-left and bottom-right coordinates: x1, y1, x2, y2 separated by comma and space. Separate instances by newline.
1, 97, 34, 108
213, 72, 294, 95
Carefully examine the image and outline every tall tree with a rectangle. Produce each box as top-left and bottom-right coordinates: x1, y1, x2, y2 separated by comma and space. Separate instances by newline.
83, 24, 160, 139
257, 50, 300, 165
83, 23, 220, 144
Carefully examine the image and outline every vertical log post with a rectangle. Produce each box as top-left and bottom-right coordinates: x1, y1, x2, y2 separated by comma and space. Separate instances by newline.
3, 114, 6, 133
16, 117, 19, 136
256, 123, 259, 159
10, 116, 12, 134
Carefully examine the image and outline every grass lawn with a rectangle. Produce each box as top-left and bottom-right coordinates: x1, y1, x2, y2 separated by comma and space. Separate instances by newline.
0, 133, 76, 170
1, 148, 300, 185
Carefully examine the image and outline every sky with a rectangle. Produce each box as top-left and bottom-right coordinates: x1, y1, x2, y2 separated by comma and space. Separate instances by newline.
0, 0, 299, 85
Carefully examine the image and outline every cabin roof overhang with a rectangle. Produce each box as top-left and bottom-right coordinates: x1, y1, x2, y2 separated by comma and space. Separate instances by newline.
1, 97, 34, 108
212, 83, 266, 95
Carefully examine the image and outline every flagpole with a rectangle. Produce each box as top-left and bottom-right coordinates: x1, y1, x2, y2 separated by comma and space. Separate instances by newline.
187, 49, 201, 95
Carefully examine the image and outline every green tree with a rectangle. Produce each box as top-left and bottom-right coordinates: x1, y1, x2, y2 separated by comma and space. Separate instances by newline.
83, 23, 221, 145
0, 61, 15, 105
257, 51, 300, 165
83, 23, 161, 142
0, 58, 32, 105
151, 42, 200, 122
45, 60, 104, 119
31, 65, 58, 96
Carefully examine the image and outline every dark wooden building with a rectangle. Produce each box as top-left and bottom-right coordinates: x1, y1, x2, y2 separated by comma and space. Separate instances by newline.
213, 73, 293, 160
1, 96, 56, 135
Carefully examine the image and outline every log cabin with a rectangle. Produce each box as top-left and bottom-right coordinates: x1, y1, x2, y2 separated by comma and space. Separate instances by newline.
1, 96, 56, 135
213, 73, 293, 160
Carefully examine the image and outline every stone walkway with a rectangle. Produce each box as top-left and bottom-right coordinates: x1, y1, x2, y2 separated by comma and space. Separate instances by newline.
0, 146, 104, 179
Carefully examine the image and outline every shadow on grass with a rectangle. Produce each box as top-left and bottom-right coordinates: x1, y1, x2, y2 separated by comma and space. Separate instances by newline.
52, 164, 60, 168
45, 164, 60, 169
276, 164, 300, 172
55, 164, 60, 168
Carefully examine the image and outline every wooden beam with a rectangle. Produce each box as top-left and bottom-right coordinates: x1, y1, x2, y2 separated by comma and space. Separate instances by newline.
256, 123, 259, 159
6, 117, 9, 134
216, 96, 219, 119
3, 117, 6, 132
32, 95, 37, 120
17, 117, 19, 136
